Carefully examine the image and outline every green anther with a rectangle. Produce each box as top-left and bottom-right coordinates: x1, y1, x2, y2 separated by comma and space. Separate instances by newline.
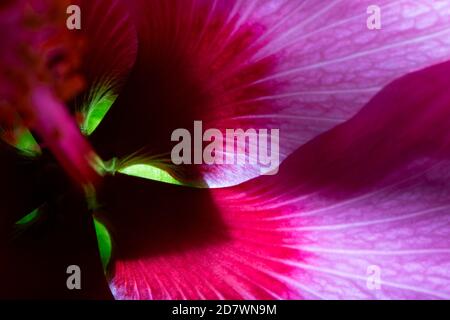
118, 163, 184, 186
15, 130, 41, 156
82, 87, 117, 135
93, 218, 112, 272
16, 207, 41, 225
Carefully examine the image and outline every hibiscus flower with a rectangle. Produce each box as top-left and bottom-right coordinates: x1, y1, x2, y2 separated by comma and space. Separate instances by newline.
1, 0, 450, 299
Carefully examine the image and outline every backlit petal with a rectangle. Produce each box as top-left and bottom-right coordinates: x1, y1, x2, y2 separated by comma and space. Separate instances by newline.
109, 60, 450, 299
92, 0, 450, 187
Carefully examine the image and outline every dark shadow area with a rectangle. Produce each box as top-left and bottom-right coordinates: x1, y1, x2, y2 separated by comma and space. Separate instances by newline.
0, 145, 112, 299
0, 141, 45, 231
0, 190, 113, 299
98, 174, 229, 262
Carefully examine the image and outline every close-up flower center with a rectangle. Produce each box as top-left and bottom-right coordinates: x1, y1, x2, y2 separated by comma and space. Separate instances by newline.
1, 0, 450, 302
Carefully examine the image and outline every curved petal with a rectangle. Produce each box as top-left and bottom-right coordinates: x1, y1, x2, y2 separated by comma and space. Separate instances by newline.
92, 0, 450, 187
108, 60, 450, 299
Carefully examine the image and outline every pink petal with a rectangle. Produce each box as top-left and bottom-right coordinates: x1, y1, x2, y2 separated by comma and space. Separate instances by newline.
92, 0, 450, 187
109, 60, 450, 299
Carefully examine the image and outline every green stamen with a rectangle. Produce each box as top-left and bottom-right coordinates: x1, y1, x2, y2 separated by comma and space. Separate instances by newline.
93, 218, 112, 272
16, 207, 41, 225
82, 87, 117, 135
15, 130, 41, 156
118, 163, 184, 186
